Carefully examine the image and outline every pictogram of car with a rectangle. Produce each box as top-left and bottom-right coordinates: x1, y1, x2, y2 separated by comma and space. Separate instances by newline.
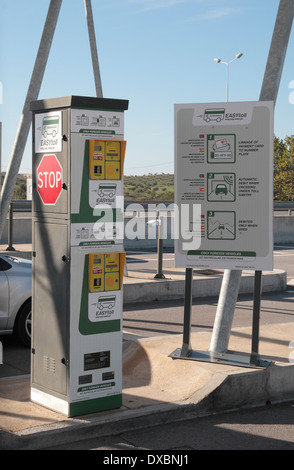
215, 184, 228, 195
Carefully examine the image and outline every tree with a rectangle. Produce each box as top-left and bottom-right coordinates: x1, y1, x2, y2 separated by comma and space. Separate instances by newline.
274, 135, 294, 200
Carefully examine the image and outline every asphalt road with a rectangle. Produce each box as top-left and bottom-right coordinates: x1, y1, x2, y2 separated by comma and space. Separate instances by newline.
126, 244, 294, 280
123, 290, 294, 340
46, 400, 294, 450
123, 244, 294, 339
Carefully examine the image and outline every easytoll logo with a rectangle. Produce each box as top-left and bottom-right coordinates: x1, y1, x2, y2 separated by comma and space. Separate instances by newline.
37, 154, 63, 205
203, 108, 247, 123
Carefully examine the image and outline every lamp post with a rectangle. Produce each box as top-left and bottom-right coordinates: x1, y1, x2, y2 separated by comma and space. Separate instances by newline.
209, 52, 243, 354
214, 53, 243, 102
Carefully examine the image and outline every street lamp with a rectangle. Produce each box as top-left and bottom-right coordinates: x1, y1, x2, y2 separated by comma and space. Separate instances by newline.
213, 53, 243, 102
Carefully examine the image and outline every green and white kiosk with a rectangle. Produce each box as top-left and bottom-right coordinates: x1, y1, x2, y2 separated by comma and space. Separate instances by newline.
30, 96, 128, 417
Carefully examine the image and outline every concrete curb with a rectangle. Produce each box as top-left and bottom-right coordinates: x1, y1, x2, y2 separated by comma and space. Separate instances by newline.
123, 269, 287, 304
0, 248, 287, 303
1, 359, 294, 450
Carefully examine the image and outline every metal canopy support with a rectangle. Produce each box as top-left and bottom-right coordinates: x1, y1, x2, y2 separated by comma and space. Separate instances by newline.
209, 269, 241, 353
84, 0, 103, 98
0, 123, 2, 214
248, 0, 294, 367
208, 0, 294, 359
0, 0, 103, 240
260, 0, 294, 103
171, 0, 294, 368
0, 0, 63, 240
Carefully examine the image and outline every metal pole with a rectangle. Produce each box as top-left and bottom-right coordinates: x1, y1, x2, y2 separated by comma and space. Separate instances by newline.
6, 203, 15, 251
0, 0, 63, 240
84, 0, 103, 98
209, 0, 294, 355
180, 268, 193, 357
249, 0, 294, 365
226, 63, 229, 102
209, 269, 241, 353
0, 123, 2, 219
260, 0, 294, 103
156, 236, 164, 278
154, 212, 165, 279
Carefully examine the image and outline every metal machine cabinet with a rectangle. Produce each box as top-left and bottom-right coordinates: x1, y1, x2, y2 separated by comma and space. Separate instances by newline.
30, 96, 128, 417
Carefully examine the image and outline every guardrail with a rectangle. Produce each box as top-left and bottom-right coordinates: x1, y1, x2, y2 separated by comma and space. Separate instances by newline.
8, 200, 32, 212
273, 201, 294, 214
6, 200, 294, 213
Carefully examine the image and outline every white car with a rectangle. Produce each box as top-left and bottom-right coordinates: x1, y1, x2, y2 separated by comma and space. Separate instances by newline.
0, 254, 32, 347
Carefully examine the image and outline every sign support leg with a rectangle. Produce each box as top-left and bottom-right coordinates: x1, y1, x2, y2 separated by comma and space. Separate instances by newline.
250, 270, 262, 366
180, 268, 193, 357
170, 267, 271, 368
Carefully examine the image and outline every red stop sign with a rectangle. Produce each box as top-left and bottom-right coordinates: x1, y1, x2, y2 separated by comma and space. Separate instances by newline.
37, 154, 63, 205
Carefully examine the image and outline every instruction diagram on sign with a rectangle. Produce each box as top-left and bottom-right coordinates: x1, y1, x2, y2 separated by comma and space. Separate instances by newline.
71, 109, 123, 136
207, 173, 236, 201
207, 211, 236, 240
207, 134, 236, 163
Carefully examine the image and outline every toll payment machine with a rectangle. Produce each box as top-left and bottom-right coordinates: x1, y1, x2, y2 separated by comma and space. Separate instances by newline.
30, 96, 128, 417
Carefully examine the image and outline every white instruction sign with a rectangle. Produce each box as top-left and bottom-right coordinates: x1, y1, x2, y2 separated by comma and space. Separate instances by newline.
175, 101, 274, 270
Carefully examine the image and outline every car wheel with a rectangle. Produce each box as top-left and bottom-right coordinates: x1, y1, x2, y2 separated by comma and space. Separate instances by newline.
15, 301, 31, 348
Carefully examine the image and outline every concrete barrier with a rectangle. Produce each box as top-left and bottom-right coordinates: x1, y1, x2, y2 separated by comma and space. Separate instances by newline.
274, 215, 294, 244
0, 218, 32, 245
123, 269, 287, 303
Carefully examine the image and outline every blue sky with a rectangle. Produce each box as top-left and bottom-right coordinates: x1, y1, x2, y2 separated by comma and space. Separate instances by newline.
0, 0, 293, 175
